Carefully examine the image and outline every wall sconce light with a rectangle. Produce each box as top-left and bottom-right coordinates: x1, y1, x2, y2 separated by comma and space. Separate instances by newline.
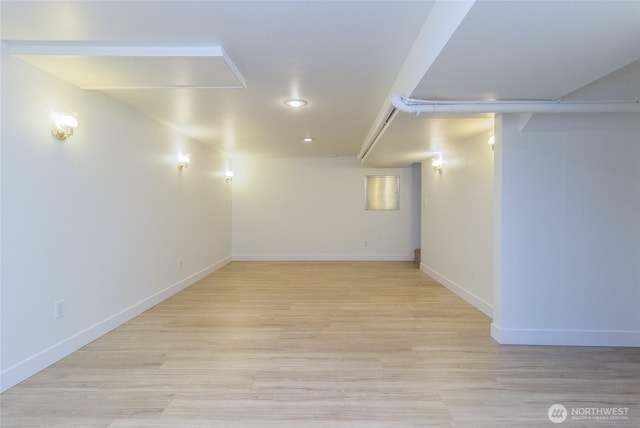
51, 113, 78, 141
432, 154, 443, 173
225, 170, 234, 182
488, 134, 495, 150
177, 153, 190, 171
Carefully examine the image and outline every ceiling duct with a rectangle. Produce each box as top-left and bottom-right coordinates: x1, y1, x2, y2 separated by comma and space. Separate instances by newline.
392, 96, 640, 115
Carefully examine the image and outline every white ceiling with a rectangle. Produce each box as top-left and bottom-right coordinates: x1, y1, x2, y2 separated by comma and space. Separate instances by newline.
1, 1, 434, 159
411, 0, 640, 101
1, 1, 639, 167
365, 0, 640, 167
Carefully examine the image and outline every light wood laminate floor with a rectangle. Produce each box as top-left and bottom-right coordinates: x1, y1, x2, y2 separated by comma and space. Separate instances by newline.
1, 262, 638, 427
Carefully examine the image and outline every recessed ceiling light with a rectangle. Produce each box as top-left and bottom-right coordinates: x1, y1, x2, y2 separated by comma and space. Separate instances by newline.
302, 137, 314, 143
284, 98, 308, 108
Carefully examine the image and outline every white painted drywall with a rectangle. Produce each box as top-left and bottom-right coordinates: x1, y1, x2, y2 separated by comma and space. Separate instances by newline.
420, 132, 494, 316
0, 43, 232, 391
231, 156, 420, 260
492, 112, 640, 346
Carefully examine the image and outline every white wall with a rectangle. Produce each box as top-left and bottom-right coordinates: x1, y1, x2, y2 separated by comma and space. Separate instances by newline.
492, 113, 640, 346
232, 156, 420, 260
0, 43, 232, 391
420, 132, 494, 316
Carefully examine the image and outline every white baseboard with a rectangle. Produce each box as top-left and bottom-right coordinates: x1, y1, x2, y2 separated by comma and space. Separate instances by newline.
420, 263, 493, 318
0, 256, 231, 393
491, 323, 640, 347
233, 253, 414, 261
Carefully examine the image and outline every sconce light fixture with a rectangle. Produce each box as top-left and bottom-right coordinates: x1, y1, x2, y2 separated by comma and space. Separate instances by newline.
225, 170, 234, 182
177, 153, 190, 171
488, 134, 495, 150
432, 154, 443, 173
51, 113, 78, 141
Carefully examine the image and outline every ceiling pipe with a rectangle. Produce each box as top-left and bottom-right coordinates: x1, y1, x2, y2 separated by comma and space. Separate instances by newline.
391, 95, 640, 114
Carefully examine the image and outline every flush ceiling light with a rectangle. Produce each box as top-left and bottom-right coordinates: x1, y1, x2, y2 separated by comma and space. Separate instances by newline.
284, 98, 308, 108
302, 137, 315, 143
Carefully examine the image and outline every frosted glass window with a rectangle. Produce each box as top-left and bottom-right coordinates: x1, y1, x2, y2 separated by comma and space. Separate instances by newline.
365, 175, 399, 210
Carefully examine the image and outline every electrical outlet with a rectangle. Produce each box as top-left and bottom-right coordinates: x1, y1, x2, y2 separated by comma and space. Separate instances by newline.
54, 300, 65, 319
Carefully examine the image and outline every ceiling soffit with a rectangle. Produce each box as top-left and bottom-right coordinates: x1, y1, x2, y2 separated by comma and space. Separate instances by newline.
10, 44, 246, 89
